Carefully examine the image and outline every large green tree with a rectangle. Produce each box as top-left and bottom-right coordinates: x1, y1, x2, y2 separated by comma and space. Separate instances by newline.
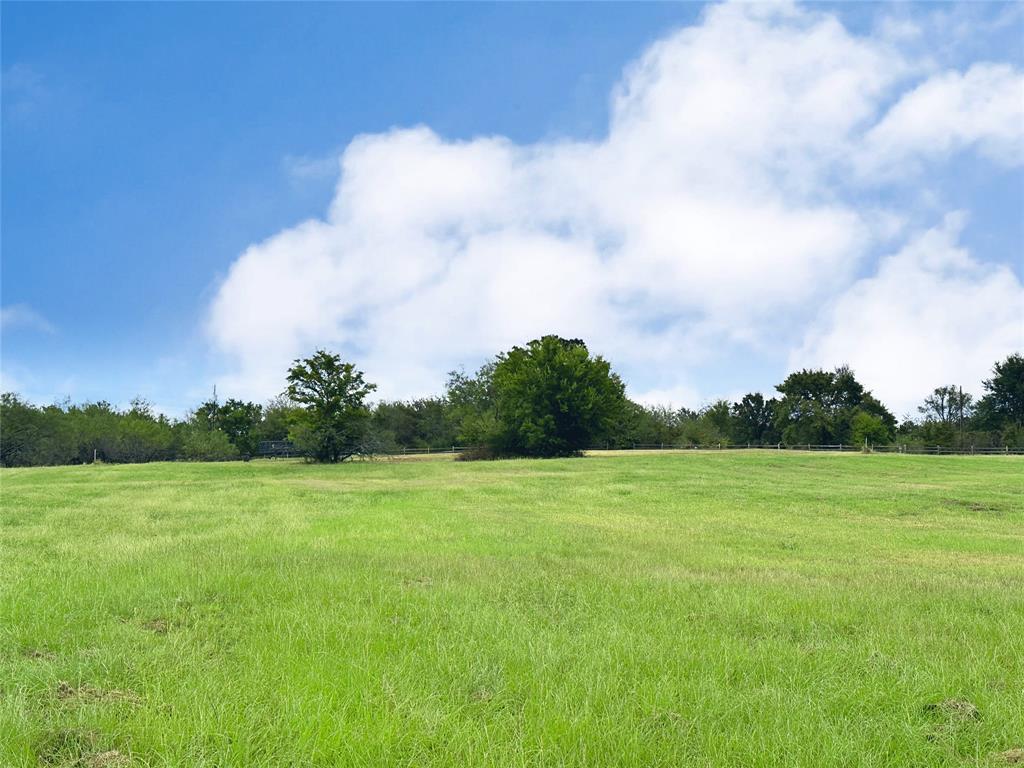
490, 336, 626, 457
774, 366, 895, 445
285, 350, 377, 462
731, 393, 779, 445
975, 353, 1024, 429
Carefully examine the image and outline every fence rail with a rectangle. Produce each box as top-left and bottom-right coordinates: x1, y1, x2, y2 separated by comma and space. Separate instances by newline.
589, 443, 1024, 456
391, 446, 470, 455
254, 441, 1022, 459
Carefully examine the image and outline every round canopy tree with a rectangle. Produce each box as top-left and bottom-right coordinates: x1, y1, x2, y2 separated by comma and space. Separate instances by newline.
286, 350, 376, 462
491, 336, 626, 457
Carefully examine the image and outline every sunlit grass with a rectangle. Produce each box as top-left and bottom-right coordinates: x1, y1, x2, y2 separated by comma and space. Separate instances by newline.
2, 453, 1022, 766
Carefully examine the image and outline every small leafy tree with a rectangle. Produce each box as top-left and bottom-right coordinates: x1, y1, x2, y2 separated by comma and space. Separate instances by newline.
285, 350, 376, 462
850, 410, 889, 447
490, 336, 626, 457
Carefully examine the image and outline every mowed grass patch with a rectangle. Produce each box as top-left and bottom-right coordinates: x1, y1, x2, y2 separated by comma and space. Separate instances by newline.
1, 453, 1022, 767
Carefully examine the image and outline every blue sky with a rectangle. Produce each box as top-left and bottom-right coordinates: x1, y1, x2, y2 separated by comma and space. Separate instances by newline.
3, 2, 1022, 417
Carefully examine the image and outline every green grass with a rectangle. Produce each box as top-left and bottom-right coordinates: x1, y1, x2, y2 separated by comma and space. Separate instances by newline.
2, 452, 1022, 767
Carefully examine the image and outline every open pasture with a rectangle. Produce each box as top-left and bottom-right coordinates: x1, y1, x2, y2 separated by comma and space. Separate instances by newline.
2, 453, 1022, 767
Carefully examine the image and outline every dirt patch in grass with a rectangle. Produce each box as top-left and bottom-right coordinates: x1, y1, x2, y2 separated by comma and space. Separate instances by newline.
925, 698, 981, 720
402, 576, 433, 587
84, 751, 130, 768
943, 498, 1000, 513
141, 617, 169, 634
996, 749, 1024, 764
37, 729, 95, 766
22, 647, 56, 660
36, 730, 129, 767
56, 681, 141, 705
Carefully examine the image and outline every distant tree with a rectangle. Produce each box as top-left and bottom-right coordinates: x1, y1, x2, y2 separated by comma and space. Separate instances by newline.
372, 397, 457, 450
285, 350, 376, 462
490, 336, 626, 457
254, 395, 301, 444
0, 393, 45, 466
216, 399, 263, 455
192, 397, 220, 432
858, 392, 897, 430
699, 400, 734, 444
850, 411, 890, 447
188, 396, 262, 456
731, 393, 779, 445
975, 353, 1024, 429
918, 386, 973, 426
178, 424, 239, 461
115, 399, 176, 463
445, 362, 500, 447
775, 366, 894, 445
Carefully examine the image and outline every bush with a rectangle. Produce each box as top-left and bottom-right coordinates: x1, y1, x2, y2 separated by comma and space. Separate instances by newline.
490, 336, 626, 458
178, 427, 239, 461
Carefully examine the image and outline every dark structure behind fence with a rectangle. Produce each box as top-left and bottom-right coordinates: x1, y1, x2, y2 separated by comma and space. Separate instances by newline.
257, 440, 300, 458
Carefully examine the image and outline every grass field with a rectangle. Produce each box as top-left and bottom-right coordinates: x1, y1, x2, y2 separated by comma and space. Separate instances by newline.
2, 452, 1022, 767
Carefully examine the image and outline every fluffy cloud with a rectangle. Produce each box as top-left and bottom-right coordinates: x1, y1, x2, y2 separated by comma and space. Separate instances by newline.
861, 63, 1024, 174
207, 2, 1023, 408
793, 214, 1024, 415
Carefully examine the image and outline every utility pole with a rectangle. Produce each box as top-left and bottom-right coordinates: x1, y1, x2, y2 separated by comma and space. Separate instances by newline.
959, 385, 964, 453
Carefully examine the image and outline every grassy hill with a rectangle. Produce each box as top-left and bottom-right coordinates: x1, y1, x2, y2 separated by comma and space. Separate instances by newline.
2, 453, 1022, 767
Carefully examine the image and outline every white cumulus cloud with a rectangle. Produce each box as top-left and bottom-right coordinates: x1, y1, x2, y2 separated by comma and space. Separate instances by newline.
861, 63, 1024, 174
206, 2, 1023, 408
793, 214, 1024, 415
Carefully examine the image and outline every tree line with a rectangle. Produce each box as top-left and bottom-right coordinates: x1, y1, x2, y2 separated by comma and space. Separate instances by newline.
1, 338, 1021, 466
